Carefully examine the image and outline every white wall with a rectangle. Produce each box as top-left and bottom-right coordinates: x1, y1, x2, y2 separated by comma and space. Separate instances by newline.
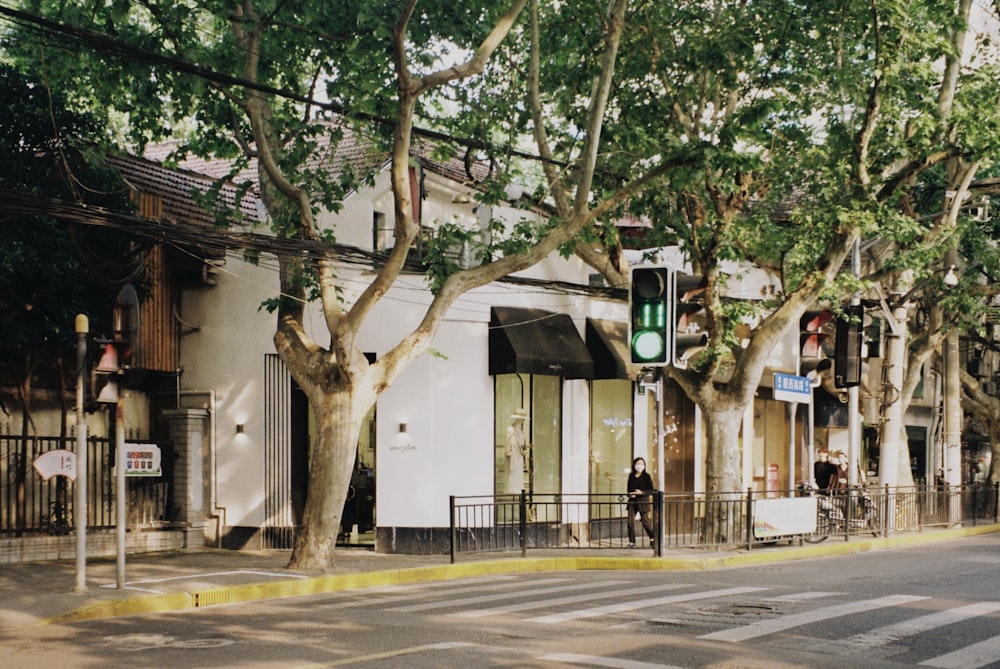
179, 253, 279, 527
176, 159, 822, 535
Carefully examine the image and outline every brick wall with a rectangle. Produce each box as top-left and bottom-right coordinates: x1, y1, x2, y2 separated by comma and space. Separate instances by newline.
0, 529, 184, 564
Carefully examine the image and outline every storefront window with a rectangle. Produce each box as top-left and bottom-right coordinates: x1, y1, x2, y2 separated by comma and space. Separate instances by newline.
494, 374, 562, 515
590, 379, 633, 518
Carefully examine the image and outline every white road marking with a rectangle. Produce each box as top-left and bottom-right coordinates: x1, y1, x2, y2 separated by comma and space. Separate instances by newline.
920, 634, 1000, 668
329, 576, 568, 608
539, 652, 688, 668
288, 641, 473, 668
842, 602, 1000, 651
387, 579, 634, 613
98, 569, 308, 593
762, 591, 843, 602
454, 583, 691, 618
527, 586, 768, 624
698, 594, 929, 642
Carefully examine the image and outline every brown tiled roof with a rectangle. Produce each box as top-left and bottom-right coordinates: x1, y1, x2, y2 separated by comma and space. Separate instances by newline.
106, 123, 500, 261
140, 122, 492, 197
107, 153, 260, 229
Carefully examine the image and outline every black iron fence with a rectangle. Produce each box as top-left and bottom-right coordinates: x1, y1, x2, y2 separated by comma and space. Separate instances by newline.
449, 492, 664, 562
449, 483, 1000, 562
0, 434, 175, 535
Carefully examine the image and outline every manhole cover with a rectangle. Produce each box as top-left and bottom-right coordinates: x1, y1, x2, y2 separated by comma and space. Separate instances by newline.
699, 604, 776, 616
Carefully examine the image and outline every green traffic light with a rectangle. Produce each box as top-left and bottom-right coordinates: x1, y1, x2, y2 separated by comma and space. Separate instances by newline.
631, 330, 665, 361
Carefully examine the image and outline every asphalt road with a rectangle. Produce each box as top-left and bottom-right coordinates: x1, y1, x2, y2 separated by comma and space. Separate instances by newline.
7, 534, 1000, 669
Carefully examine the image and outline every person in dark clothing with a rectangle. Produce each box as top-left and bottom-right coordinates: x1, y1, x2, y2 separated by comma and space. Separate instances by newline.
626, 456, 655, 548
828, 450, 851, 494
814, 448, 838, 494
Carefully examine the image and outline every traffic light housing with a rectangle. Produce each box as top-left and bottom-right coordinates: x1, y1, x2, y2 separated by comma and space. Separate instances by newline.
834, 304, 864, 388
88, 339, 131, 410
629, 266, 670, 365
800, 309, 833, 359
672, 272, 708, 368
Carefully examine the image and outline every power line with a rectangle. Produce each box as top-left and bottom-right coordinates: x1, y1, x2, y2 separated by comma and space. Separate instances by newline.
0, 187, 625, 302
0, 4, 566, 170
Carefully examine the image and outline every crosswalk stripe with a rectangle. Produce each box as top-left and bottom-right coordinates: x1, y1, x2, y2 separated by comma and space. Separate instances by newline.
919, 634, 1000, 669
539, 652, 687, 669
329, 576, 570, 608
842, 602, 1000, 652
453, 583, 692, 618
698, 594, 929, 642
386, 579, 634, 613
288, 642, 473, 668
526, 586, 768, 624
762, 591, 843, 602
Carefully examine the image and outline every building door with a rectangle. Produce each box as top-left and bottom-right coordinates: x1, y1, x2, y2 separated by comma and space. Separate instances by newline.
662, 379, 695, 492
590, 378, 633, 502
263, 354, 375, 548
263, 354, 298, 549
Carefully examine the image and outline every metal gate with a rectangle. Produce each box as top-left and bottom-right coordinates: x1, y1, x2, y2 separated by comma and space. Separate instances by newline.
263, 354, 295, 549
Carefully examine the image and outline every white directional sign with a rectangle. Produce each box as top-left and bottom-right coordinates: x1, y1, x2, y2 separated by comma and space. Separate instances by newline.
33, 449, 77, 481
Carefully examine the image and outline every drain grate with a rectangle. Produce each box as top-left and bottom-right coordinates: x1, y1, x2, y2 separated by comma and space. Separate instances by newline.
192, 589, 231, 607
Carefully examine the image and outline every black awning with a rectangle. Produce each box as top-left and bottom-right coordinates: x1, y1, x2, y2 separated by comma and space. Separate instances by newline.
585, 318, 638, 381
489, 307, 594, 379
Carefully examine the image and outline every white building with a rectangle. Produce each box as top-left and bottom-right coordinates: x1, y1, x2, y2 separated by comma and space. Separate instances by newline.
2, 135, 952, 559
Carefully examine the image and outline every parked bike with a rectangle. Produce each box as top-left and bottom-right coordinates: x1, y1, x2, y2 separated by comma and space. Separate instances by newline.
797, 481, 881, 543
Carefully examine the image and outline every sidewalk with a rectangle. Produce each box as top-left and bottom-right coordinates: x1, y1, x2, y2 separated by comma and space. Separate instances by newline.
2, 523, 997, 630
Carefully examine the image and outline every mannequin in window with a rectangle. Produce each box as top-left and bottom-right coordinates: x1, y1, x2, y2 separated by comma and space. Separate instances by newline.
505, 409, 530, 494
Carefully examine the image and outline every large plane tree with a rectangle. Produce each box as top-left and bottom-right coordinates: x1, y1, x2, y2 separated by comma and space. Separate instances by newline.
505, 2, 1000, 513
4, 0, 640, 570
6, 0, 1000, 560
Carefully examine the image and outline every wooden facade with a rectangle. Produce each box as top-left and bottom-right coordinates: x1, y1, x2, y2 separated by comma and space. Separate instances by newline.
133, 193, 180, 375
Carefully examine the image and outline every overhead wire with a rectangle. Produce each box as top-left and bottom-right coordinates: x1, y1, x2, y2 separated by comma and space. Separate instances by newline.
0, 4, 568, 171
0, 6, 627, 307
0, 187, 624, 308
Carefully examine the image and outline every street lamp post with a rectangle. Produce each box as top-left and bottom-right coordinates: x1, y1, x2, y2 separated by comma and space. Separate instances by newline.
848, 239, 862, 488
74, 314, 89, 593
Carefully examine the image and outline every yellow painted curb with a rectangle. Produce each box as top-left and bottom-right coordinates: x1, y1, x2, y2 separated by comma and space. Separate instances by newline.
43, 523, 1000, 625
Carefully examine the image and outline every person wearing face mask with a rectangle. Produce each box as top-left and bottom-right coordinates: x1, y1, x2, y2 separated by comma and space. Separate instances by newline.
626, 456, 655, 548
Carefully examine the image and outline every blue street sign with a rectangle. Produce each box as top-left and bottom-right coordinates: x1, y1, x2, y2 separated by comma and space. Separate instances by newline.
773, 372, 812, 404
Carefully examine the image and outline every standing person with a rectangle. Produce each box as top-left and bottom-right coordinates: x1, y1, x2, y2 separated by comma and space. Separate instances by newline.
626, 457, 655, 548
505, 409, 530, 495
829, 450, 850, 491
814, 448, 838, 494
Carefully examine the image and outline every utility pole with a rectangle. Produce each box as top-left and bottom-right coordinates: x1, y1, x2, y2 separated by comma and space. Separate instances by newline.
74, 314, 89, 593
115, 395, 126, 588
848, 239, 862, 487
943, 229, 962, 525
943, 296, 962, 525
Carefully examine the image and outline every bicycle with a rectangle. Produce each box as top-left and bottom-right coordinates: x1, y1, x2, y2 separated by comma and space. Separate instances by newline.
798, 482, 880, 543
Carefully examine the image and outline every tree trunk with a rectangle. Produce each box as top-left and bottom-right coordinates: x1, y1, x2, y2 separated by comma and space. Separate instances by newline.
879, 303, 908, 488
288, 389, 365, 572
15, 360, 32, 536
702, 397, 744, 544
989, 420, 1000, 486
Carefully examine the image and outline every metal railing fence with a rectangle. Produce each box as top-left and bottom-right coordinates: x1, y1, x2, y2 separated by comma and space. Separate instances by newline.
449, 482, 1000, 561
0, 434, 175, 535
449, 492, 664, 562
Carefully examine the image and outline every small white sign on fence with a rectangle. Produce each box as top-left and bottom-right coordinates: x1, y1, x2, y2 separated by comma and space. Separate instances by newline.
753, 497, 817, 538
32, 449, 77, 481
125, 443, 162, 477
